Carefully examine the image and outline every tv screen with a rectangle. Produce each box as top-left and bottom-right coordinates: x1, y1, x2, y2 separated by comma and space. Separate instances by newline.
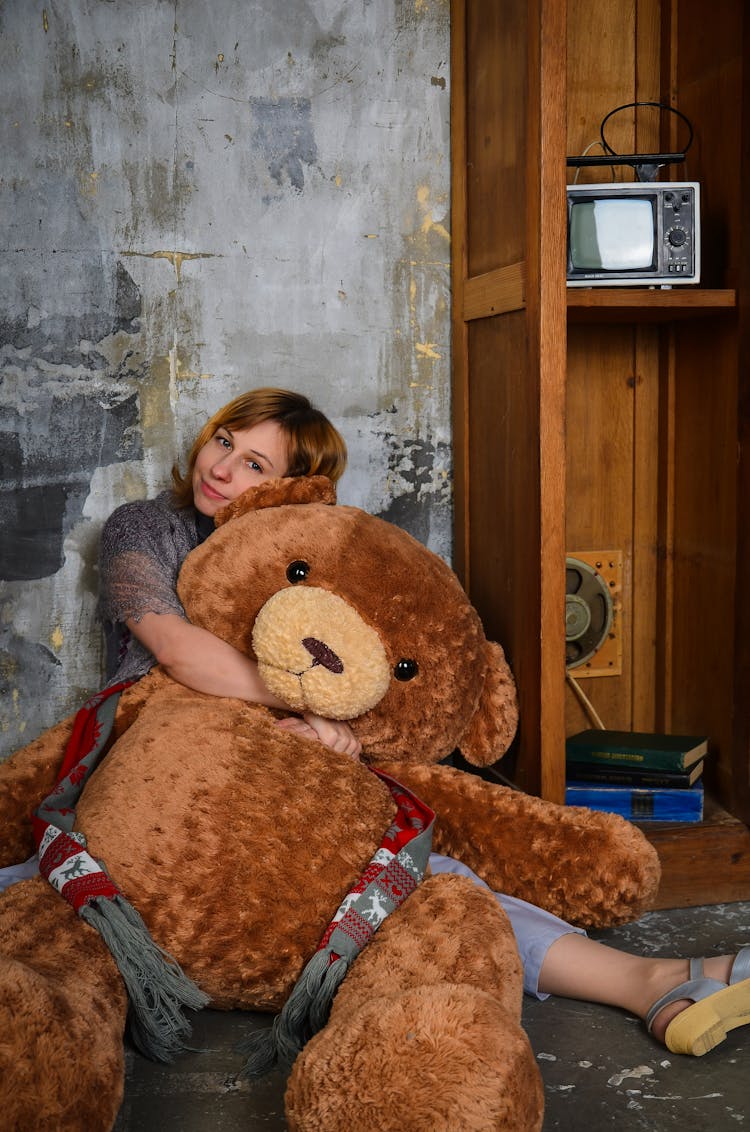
569, 198, 655, 271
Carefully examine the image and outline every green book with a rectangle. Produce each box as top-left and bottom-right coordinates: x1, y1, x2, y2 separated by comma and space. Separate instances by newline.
565, 729, 708, 773
566, 759, 704, 789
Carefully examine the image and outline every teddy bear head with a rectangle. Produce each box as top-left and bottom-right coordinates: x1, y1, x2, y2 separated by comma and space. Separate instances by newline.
177, 476, 518, 767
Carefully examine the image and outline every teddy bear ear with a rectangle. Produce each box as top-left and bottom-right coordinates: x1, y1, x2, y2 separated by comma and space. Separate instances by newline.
214, 475, 337, 527
457, 640, 519, 767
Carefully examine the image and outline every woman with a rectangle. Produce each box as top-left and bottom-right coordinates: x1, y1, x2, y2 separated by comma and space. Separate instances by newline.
3, 387, 748, 1056
98, 387, 359, 755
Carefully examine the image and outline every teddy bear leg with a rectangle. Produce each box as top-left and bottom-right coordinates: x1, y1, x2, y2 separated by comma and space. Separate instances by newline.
0, 876, 128, 1132
285, 874, 544, 1132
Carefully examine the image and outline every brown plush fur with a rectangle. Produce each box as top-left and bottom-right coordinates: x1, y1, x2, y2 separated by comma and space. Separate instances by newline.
386, 763, 660, 929
0, 476, 660, 1131
0, 879, 127, 1132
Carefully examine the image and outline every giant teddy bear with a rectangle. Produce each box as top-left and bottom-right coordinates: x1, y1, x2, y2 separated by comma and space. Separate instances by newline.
0, 476, 661, 1131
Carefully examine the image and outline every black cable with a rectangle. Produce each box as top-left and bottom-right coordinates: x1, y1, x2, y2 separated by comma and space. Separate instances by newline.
600, 101, 694, 158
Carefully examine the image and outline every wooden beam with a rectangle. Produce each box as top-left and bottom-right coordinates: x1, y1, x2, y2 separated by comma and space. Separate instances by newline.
462, 262, 526, 321
643, 798, 750, 908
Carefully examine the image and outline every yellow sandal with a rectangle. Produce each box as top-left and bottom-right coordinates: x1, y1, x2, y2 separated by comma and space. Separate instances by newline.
646, 946, 750, 1056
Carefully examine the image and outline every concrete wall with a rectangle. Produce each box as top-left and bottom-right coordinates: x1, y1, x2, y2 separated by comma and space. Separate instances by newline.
0, 0, 451, 760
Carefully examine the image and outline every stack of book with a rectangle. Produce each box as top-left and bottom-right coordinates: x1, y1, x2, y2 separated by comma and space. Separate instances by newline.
565, 729, 708, 822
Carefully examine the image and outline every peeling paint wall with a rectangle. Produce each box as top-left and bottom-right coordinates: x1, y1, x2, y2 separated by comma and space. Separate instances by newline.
0, 0, 451, 760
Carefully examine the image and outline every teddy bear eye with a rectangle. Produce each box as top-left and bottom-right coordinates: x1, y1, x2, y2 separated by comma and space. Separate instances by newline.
394, 658, 419, 682
286, 560, 311, 584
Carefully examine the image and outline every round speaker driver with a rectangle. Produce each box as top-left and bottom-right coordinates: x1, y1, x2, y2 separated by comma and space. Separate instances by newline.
565, 557, 614, 668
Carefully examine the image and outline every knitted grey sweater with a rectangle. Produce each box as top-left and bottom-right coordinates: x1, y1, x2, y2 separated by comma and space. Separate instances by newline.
98, 491, 212, 685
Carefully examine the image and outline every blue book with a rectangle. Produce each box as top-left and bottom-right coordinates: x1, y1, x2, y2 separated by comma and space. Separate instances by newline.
565, 780, 704, 822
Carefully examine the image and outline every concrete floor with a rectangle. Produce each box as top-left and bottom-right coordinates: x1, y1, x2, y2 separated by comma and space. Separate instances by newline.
115, 901, 750, 1131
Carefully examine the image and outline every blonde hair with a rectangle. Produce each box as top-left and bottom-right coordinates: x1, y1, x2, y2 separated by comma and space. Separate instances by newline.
171, 387, 348, 507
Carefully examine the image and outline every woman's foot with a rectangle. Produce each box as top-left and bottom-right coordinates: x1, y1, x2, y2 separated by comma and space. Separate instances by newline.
645, 951, 750, 1054
536, 933, 749, 1055
643, 955, 731, 1040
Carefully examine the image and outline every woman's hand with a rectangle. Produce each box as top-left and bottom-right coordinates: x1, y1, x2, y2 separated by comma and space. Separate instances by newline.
128, 614, 363, 760
274, 714, 362, 760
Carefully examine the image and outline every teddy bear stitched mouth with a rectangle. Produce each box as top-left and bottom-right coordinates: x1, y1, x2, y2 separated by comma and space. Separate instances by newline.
302, 637, 344, 674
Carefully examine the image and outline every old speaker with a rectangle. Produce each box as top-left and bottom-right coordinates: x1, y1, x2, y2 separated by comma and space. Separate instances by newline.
565, 553, 621, 675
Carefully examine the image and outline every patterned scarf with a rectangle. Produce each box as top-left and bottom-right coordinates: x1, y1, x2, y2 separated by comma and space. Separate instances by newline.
34, 685, 434, 1073
239, 768, 435, 1076
32, 683, 209, 1062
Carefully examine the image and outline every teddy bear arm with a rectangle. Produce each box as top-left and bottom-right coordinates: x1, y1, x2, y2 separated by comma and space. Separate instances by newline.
0, 678, 152, 867
0, 714, 79, 865
384, 762, 661, 929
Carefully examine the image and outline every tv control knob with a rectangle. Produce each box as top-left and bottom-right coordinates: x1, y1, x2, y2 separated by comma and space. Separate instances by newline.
668, 227, 687, 247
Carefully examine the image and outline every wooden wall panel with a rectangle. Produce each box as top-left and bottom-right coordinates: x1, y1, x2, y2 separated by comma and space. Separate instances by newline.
669, 324, 738, 807
669, 0, 747, 822
675, 0, 743, 288
465, 1, 528, 276
566, 326, 633, 733
466, 300, 564, 797
567, 0, 638, 175
732, 0, 750, 825
564, 321, 662, 737
630, 325, 661, 727
453, 0, 567, 800
564, 1, 663, 738
466, 312, 540, 652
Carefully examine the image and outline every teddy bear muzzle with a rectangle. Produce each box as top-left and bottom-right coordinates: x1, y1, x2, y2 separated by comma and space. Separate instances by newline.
252, 585, 392, 719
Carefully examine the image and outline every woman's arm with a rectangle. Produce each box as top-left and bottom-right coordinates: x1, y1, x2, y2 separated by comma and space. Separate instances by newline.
100, 500, 361, 757
128, 612, 287, 706
128, 612, 362, 757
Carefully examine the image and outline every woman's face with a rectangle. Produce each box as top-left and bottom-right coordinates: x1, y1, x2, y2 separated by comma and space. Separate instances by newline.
192, 419, 289, 517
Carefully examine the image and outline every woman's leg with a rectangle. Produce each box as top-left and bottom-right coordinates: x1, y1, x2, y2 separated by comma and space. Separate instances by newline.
0, 854, 39, 893
429, 854, 744, 1050
538, 932, 736, 1042
429, 853, 584, 998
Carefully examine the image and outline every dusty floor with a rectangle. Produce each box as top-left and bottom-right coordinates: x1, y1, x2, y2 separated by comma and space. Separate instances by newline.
115, 900, 750, 1130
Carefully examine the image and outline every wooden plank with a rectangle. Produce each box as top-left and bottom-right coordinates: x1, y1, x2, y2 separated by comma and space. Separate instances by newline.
567, 0, 637, 180
465, 0, 528, 276
655, 327, 676, 730
462, 262, 525, 321
730, 0, 750, 828
669, 323, 738, 811
630, 0, 661, 730
456, 0, 567, 803
631, 324, 659, 727
450, 0, 470, 587
567, 289, 737, 321
673, 0, 750, 830
533, 0, 568, 803
565, 324, 637, 735
635, 0, 662, 154
467, 314, 543, 779
643, 798, 750, 909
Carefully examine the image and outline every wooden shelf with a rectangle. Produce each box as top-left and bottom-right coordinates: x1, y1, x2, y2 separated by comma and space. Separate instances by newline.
567, 288, 737, 322
640, 796, 750, 909
452, 0, 750, 907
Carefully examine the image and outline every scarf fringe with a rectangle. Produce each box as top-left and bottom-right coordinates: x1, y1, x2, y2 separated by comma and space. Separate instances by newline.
237, 951, 349, 1077
81, 895, 210, 1062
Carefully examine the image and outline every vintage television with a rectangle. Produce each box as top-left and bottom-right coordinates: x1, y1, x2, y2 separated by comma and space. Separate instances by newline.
566, 181, 700, 287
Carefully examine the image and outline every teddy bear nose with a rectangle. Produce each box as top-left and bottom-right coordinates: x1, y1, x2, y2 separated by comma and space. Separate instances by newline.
302, 637, 344, 674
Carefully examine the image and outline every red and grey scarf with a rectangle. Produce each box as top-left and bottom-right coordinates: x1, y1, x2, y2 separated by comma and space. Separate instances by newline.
32, 683, 209, 1062
239, 768, 435, 1076
33, 684, 434, 1073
